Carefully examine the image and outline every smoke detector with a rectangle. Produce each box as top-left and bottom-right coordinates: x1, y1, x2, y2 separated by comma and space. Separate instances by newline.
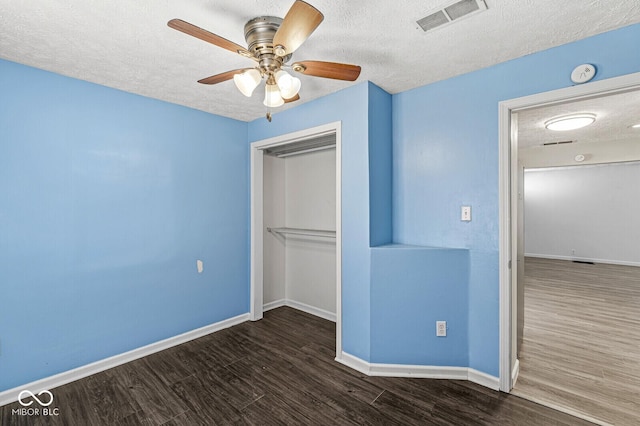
417, 0, 488, 33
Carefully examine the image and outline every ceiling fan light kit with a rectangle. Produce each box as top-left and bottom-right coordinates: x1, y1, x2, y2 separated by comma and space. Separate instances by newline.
233, 69, 262, 97
264, 83, 285, 108
275, 70, 301, 99
168, 0, 361, 121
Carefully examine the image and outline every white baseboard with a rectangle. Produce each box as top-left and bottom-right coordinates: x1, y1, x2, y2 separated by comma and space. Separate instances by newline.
263, 299, 287, 312
525, 253, 640, 268
335, 351, 372, 376
0, 313, 249, 407
263, 299, 336, 322
468, 368, 501, 391
285, 300, 336, 322
336, 351, 500, 391
511, 358, 520, 387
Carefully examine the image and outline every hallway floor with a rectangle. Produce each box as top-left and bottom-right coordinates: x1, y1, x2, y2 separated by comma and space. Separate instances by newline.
513, 257, 640, 425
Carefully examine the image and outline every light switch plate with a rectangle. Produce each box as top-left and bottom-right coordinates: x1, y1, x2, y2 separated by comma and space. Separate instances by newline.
461, 206, 471, 221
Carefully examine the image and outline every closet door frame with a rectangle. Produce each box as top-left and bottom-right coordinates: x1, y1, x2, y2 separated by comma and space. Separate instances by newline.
250, 121, 343, 355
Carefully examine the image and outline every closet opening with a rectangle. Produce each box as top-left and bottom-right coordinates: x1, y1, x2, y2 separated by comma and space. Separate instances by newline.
250, 122, 342, 356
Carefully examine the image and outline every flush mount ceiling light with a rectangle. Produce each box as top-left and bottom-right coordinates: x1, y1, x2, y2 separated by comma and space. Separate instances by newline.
631, 123, 640, 129
167, 1, 361, 122
545, 113, 596, 131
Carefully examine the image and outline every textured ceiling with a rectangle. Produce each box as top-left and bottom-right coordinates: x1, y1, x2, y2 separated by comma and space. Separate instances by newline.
518, 90, 640, 148
1, 0, 640, 122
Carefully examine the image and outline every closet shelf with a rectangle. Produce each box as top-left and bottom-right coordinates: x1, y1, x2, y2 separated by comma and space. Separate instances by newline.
267, 227, 336, 239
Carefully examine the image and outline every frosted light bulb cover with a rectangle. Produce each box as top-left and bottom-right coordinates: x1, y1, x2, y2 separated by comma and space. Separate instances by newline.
275, 70, 301, 99
544, 114, 596, 131
233, 69, 261, 97
263, 84, 284, 107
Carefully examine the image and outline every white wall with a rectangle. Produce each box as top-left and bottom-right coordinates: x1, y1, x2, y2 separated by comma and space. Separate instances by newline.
263, 155, 286, 304
524, 161, 640, 266
285, 149, 336, 315
520, 139, 640, 169
263, 148, 336, 317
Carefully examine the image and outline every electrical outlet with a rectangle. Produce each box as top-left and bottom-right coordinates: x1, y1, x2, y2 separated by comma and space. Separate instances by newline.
436, 321, 447, 337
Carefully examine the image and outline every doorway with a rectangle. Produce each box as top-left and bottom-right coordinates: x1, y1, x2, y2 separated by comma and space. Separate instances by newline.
250, 121, 343, 356
514, 160, 640, 424
498, 72, 640, 396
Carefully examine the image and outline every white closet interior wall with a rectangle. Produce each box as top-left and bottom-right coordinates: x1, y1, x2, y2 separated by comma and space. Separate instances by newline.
263, 148, 337, 318
263, 154, 286, 304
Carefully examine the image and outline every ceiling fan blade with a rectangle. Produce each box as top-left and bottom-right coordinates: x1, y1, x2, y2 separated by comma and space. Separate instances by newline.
284, 94, 300, 103
198, 68, 253, 85
272, 1, 324, 56
292, 61, 361, 81
168, 19, 250, 57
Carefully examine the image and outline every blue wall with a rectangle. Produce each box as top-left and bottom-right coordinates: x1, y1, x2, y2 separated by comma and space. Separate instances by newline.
371, 245, 469, 365
392, 22, 640, 375
248, 82, 373, 360
0, 59, 249, 392
368, 84, 393, 247
2, 21, 639, 392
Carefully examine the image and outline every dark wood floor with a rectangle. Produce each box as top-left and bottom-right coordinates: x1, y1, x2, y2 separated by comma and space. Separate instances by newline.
513, 258, 640, 425
2, 307, 590, 425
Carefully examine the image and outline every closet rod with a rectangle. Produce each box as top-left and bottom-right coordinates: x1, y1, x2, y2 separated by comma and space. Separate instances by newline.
267, 227, 336, 239
275, 144, 335, 158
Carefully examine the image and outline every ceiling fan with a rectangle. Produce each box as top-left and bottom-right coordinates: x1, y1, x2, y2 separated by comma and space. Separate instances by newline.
168, 0, 361, 121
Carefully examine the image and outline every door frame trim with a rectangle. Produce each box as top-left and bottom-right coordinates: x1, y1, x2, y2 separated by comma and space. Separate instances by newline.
250, 121, 343, 355
498, 71, 640, 392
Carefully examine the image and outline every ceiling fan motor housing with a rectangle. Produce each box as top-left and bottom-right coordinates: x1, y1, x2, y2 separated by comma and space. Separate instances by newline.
244, 16, 292, 68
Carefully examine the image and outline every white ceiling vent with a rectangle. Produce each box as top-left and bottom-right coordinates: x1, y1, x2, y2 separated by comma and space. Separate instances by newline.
542, 140, 574, 146
417, 0, 488, 33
